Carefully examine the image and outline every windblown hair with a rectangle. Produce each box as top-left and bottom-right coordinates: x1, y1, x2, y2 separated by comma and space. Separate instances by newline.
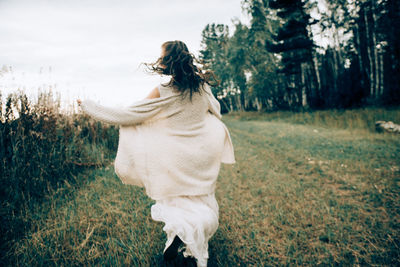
144, 40, 219, 99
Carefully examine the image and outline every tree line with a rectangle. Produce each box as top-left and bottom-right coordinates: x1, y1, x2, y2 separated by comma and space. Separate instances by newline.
199, 0, 399, 112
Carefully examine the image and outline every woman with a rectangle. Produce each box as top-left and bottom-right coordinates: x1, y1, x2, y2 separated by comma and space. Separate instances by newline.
77, 40, 235, 267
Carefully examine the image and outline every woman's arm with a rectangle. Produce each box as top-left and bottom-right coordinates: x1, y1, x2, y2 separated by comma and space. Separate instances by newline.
76, 86, 164, 126
204, 83, 222, 119
79, 99, 145, 125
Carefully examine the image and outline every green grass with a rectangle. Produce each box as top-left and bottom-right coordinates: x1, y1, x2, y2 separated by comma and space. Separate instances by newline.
231, 107, 400, 133
5, 110, 400, 266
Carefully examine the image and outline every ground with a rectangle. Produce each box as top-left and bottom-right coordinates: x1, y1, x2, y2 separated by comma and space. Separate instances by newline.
10, 114, 400, 266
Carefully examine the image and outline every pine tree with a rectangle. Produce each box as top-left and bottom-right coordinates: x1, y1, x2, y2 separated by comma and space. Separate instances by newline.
267, 0, 319, 109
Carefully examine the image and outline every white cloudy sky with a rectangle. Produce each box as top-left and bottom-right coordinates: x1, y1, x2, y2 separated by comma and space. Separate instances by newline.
0, 0, 248, 111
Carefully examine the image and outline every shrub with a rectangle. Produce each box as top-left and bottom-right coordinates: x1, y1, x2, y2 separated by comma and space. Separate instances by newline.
0, 89, 119, 256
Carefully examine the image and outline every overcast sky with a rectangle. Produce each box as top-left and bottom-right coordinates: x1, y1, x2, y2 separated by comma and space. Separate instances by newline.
0, 0, 249, 111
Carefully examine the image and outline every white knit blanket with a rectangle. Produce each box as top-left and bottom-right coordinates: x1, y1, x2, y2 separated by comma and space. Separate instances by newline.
80, 83, 235, 200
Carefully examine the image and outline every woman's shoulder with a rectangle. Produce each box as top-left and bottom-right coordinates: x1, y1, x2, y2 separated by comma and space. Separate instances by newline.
158, 83, 180, 97
201, 82, 212, 93
145, 86, 161, 99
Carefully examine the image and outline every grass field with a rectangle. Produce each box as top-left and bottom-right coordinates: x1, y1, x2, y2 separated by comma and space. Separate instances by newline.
6, 111, 400, 266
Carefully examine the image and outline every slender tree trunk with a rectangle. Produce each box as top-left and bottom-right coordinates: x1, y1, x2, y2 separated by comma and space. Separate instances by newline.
254, 97, 261, 111
244, 92, 249, 110
301, 63, 307, 107
379, 52, 384, 96
312, 53, 321, 103
333, 24, 343, 67
371, 1, 380, 99
332, 48, 339, 101
240, 85, 245, 111
236, 94, 242, 111
354, 24, 365, 79
330, 21, 343, 102
364, 5, 375, 98
229, 97, 233, 112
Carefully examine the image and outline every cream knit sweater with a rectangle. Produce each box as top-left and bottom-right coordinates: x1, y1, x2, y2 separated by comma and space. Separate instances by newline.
80, 82, 235, 200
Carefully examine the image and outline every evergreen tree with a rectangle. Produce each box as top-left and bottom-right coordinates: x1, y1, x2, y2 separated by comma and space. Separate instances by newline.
267, 0, 319, 109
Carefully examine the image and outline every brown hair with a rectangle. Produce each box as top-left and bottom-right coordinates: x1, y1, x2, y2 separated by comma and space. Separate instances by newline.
144, 40, 219, 99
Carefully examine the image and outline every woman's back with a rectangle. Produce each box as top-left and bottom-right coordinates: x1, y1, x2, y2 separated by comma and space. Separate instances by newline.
158, 83, 210, 131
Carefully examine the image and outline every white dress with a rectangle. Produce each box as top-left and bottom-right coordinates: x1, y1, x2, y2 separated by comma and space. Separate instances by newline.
151, 193, 219, 267
150, 84, 220, 267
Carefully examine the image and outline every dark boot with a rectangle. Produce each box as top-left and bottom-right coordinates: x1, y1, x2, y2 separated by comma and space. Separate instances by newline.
163, 235, 183, 261
183, 256, 197, 267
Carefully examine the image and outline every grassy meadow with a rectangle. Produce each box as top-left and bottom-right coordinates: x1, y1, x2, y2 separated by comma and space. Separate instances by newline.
1, 101, 400, 266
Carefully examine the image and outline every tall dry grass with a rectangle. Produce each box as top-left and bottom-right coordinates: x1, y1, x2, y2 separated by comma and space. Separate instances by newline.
0, 89, 119, 260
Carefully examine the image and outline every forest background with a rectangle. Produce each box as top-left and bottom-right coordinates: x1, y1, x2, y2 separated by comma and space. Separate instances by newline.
199, 0, 399, 112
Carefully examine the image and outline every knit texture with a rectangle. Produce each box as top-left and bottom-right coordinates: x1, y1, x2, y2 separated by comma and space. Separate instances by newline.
80, 83, 235, 200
